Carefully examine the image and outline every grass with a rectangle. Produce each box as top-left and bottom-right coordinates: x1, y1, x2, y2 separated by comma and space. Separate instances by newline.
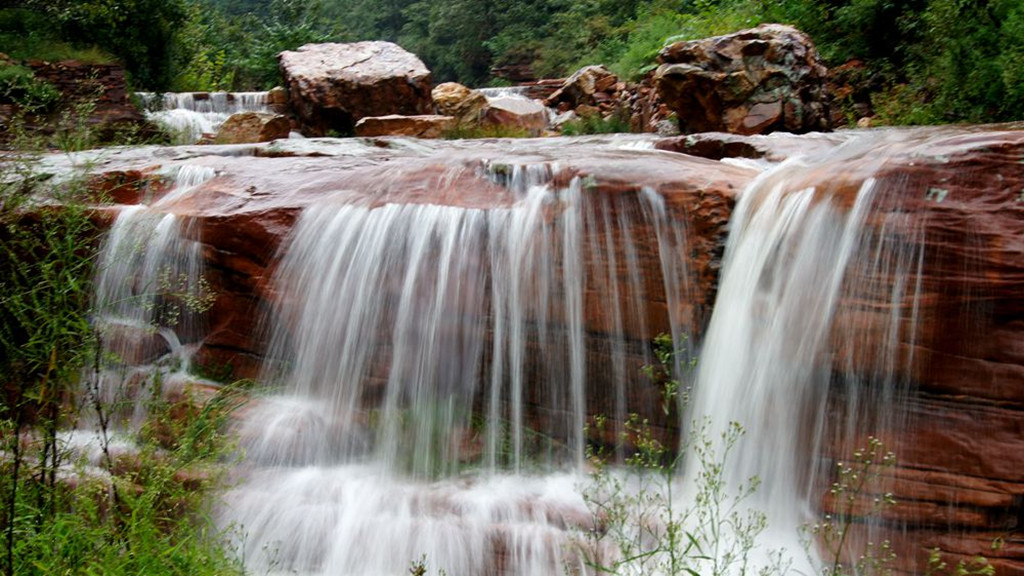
0, 126, 243, 576
0, 9, 114, 65
442, 123, 533, 139
559, 112, 633, 135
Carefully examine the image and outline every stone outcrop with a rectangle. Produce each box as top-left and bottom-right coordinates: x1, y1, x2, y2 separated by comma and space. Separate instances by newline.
278, 41, 433, 136
432, 82, 487, 128
214, 111, 291, 144
266, 86, 291, 115
353, 114, 455, 138
655, 24, 830, 134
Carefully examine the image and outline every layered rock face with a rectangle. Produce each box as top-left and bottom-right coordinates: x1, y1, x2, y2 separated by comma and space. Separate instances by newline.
59, 128, 1024, 573
820, 130, 1024, 575
278, 42, 433, 136
655, 24, 830, 134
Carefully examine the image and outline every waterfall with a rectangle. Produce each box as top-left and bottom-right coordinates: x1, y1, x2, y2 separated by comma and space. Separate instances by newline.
70, 130, 956, 575
222, 159, 695, 575
90, 165, 216, 426
137, 91, 272, 144
688, 134, 925, 571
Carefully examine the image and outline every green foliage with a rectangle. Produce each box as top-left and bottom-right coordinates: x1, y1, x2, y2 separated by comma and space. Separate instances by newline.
27, 0, 191, 90
577, 336, 773, 576
0, 9, 114, 64
0, 65, 60, 114
579, 412, 772, 576
3, 382, 245, 576
802, 437, 897, 576
5, 0, 1023, 122
560, 111, 632, 135
0, 133, 242, 576
910, 0, 1024, 123
925, 546, 997, 576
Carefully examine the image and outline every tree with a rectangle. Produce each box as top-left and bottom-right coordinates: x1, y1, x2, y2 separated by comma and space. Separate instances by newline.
28, 0, 188, 89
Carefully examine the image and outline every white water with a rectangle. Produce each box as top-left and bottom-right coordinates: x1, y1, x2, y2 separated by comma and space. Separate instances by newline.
89, 165, 217, 425
687, 136, 925, 573
478, 86, 532, 100
222, 160, 694, 574
138, 91, 271, 144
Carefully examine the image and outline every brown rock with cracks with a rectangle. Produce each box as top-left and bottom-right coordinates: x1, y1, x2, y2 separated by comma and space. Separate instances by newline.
432, 82, 487, 127
655, 23, 830, 135
278, 41, 433, 136
545, 65, 619, 109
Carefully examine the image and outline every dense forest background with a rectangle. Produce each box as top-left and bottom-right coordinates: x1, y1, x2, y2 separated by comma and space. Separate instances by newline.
1, 0, 1023, 124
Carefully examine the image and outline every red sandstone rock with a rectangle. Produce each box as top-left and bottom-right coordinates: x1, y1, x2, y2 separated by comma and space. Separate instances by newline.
545, 65, 619, 109
38, 127, 1024, 570
479, 96, 549, 135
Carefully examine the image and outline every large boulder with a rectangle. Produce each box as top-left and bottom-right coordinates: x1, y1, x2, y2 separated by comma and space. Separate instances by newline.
432, 82, 487, 128
214, 111, 291, 144
655, 24, 830, 135
278, 41, 433, 136
353, 114, 455, 138
480, 96, 549, 135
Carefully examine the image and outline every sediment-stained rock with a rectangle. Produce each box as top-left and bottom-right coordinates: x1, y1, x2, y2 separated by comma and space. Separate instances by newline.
215, 111, 291, 144
353, 114, 455, 138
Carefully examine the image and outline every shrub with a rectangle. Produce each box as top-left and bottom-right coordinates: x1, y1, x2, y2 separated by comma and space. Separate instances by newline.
0, 134, 242, 576
0, 65, 60, 114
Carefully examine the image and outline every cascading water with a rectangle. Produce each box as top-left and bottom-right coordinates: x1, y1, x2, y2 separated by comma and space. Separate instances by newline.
220, 158, 695, 575
137, 91, 272, 144
687, 134, 926, 572
90, 165, 217, 425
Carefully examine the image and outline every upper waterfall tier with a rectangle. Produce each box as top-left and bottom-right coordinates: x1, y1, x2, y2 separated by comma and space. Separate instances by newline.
136, 91, 273, 143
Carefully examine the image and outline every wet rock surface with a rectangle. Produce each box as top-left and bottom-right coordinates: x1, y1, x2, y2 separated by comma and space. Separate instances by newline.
655, 24, 830, 135
353, 114, 455, 138
479, 96, 550, 135
278, 41, 433, 136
